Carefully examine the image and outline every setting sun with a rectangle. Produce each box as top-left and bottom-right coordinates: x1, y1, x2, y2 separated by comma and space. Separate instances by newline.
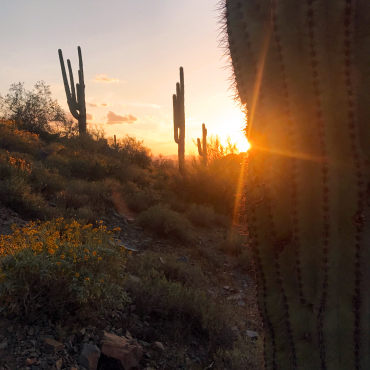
237, 137, 251, 152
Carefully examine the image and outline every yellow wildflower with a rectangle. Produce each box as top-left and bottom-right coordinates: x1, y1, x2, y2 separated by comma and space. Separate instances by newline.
76, 273, 79, 277
57, 262, 61, 266
85, 277, 90, 281
60, 255, 65, 259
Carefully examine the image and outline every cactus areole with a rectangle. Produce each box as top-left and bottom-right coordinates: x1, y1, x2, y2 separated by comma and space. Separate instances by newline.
224, 1, 370, 369
197, 123, 208, 166
173, 67, 186, 174
58, 46, 87, 135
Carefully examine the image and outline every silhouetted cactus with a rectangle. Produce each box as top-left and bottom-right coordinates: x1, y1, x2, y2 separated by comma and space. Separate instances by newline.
58, 46, 87, 135
223, 1, 370, 369
173, 67, 185, 174
113, 134, 119, 151
197, 123, 207, 166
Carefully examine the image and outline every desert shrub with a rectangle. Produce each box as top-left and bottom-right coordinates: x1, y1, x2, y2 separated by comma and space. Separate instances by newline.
126, 251, 207, 288
123, 181, 162, 213
235, 249, 254, 274
186, 203, 216, 228
216, 231, 248, 256
163, 190, 187, 213
170, 153, 246, 216
124, 268, 238, 347
0, 81, 68, 134
136, 204, 192, 242
115, 135, 152, 168
0, 122, 40, 156
44, 154, 72, 178
0, 219, 130, 323
0, 152, 53, 219
213, 335, 262, 370
30, 164, 66, 197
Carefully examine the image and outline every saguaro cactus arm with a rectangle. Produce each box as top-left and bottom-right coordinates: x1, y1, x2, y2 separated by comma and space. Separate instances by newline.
58, 46, 87, 134
223, 1, 370, 369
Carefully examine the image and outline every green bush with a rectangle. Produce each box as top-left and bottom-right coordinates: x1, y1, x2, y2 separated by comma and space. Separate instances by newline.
136, 204, 192, 242
0, 219, 130, 323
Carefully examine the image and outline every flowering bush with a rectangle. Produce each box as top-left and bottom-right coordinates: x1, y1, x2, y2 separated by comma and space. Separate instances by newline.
0, 219, 130, 322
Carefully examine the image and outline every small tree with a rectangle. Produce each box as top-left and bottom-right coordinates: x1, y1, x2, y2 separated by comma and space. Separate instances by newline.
0, 81, 70, 135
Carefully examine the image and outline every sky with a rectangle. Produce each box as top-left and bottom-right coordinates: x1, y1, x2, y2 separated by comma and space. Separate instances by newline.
0, 0, 248, 156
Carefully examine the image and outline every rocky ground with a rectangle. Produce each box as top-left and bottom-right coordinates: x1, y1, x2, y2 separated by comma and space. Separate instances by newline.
0, 204, 263, 370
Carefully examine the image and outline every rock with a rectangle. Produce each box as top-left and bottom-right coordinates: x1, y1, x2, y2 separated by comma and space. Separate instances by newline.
25, 358, 38, 365
223, 286, 230, 290
152, 341, 164, 352
0, 341, 8, 349
177, 255, 188, 263
246, 330, 258, 339
43, 338, 65, 352
227, 293, 243, 300
55, 358, 63, 370
76, 328, 86, 337
79, 344, 100, 370
238, 301, 246, 307
100, 331, 142, 370
38, 149, 50, 160
28, 327, 34, 336
129, 275, 141, 283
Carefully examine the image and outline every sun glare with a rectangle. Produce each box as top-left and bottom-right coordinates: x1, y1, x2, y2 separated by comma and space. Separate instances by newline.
238, 137, 251, 152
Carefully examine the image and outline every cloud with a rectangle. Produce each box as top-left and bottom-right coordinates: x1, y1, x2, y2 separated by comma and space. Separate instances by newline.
92, 74, 125, 83
88, 102, 112, 108
107, 111, 137, 124
86, 113, 94, 121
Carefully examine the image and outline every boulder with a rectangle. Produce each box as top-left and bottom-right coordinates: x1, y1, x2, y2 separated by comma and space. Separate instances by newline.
100, 331, 142, 370
79, 343, 100, 370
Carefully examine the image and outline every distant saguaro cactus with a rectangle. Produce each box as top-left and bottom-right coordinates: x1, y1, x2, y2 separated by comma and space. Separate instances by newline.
113, 135, 119, 151
173, 67, 185, 174
197, 123, 207, 166
58, 46, 87, 135
223, 1, 370, 369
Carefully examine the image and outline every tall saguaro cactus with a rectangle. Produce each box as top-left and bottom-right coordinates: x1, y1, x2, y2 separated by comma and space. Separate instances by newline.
197, 123, 208, 166
223, 1, 370, 369
173, 67, 185, 174
58, 46, 87, 135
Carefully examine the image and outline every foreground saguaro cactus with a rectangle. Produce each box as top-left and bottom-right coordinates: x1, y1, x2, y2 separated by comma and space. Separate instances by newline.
223, 1, 370, 369
58, 46, 87, 135
173, 67, 185, 174
197, 123, 208, 166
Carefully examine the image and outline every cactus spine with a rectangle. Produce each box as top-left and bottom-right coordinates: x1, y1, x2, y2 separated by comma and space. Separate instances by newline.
58, 46, 87, 135
197, 123, 208, 166
223, 1, 370, 369
173, 67, 185, 174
